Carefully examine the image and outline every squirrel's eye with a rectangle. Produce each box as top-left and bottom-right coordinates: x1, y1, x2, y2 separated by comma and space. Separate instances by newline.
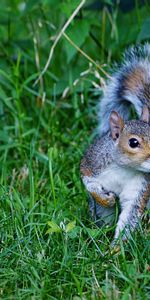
128, 138, 140, 148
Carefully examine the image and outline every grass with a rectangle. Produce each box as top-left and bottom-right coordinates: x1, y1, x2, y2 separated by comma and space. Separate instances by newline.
0, 1, 150, 299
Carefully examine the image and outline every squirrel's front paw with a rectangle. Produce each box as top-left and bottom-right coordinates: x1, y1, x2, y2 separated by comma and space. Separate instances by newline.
101, 188, 116, 207
91, 189, 116, 208
107, 194, 116, 207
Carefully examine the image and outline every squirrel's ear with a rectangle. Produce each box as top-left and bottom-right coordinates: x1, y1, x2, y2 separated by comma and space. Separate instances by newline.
110, 111, 124, 140
140, 105, 149, 123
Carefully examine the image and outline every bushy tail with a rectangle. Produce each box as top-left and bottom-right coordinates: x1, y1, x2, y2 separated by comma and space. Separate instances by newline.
99, 43, 150, 135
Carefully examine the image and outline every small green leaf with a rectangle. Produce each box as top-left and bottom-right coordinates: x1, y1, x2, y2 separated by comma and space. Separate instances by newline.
66, 220, 76, 232
138, 18, 150, 41
67, 226, 81, 239
64, 19, 90, 63
46, 221, 61, 234
86, 228, 100, 238
61, 0, 80, 18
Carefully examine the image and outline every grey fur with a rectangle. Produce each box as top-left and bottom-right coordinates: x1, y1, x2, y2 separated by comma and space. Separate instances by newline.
80, 133, 114, 175
99, 43, 150, 135
124, 120, 150, 137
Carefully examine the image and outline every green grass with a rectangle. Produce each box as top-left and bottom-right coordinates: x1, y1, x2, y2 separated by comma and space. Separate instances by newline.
0, 1, 150, 299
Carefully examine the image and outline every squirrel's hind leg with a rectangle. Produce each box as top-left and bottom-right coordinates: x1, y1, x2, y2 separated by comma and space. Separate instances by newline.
89, 194, 116, 226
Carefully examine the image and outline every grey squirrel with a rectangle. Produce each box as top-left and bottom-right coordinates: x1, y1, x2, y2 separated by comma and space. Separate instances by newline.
80, 44, 150, 242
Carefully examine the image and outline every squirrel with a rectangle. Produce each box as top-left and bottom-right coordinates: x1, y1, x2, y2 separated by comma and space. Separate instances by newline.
80, 44, 150, 242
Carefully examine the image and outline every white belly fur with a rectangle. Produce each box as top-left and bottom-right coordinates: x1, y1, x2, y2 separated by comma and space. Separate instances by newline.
97, 164, 145, 203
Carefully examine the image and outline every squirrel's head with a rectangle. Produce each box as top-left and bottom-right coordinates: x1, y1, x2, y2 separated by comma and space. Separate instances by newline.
110, 105, 150, 172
